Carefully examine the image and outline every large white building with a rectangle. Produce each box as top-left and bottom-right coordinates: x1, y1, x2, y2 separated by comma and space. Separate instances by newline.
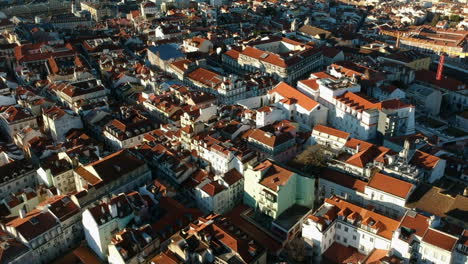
301, 71, 415, 140
42, 106, 83, 142
182, 37, 213, 53
5, 195, 82, 263
0, 106, 37, 140
37, 155, 76, 195
82, 194, 136, 260
193, 168, 243, 214
223, 36, 322, 83
318, 168, 414, 220
303, 196, 400, 261
73, 150, 152, 205
0, 159, 37, 200
391, 211, 468, 264
267, 82, 328, 128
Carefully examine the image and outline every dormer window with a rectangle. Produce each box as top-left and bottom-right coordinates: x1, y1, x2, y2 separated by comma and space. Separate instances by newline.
29, 217, 39, 225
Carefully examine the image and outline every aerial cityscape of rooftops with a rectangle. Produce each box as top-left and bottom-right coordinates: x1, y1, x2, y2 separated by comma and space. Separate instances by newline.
0, 0, 467, 263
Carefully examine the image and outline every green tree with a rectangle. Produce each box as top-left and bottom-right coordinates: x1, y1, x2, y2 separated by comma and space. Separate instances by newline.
288, 145, 329, 175
431, 14, 440, 26
449, 15, 462, 22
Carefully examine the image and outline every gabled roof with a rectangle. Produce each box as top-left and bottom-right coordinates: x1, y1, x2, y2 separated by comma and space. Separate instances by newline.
299, 25, 332, 39
367, 172, 413, 199
254, 160, 295, 192
316, 196, 400, 240
319, 168, 366, 193
39, 195, 80, 222
298, 78, 319, 91
269, 82, 319, 111
422, 228, 458, 252
415, 70, 466, 92
410, 150, 440, 170
313, 124, 350, 139
201, 181, 226, 196
223, 168, 243, 186
247, 128, 294, 148
6, 209, 59, 241
399, 212, 430, 238
187, 68, 222, 89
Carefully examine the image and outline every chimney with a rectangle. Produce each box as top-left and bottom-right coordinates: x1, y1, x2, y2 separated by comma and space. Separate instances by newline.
429, 215, 440, 228
19, 207, 26, 219
395, 32, 401, 48
436, 54, 445, 81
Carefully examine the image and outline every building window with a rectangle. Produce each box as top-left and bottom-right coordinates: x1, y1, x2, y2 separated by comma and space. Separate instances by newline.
353, 235, 357, 240
343, 238, 347, 243
370, 237, 374, 242
344, 227, 348, 232
337, 223, 341, 229
336, 235, 340, 241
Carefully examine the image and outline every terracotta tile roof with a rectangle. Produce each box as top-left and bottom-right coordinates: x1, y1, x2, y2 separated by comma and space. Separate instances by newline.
410, 150, 440, 170
320, 46, 342, 58
323, 242, 367, 264
223, 168, 243, 186
368, 172, 413, 198
224, 48, 241, 59
72, 245, 102, 264
201, 181, 226, 196
313, 124, 350, 139
88, 150, 146, 183
170, 59, 192, 73
150, 250, 182, 264
255, 160, 294, 192
43, 105, 66, 120
374, 99, 412, 110
399, 212, 430, 238
345, 138, 374, 150
320, 168, 366, 193
14, 42, 76, 63
331, 61, 374, 78
0, 235, 29, 263
75, 166, 101, 186
415, 70, 466, 92
39, 195, 80, 222
1, 106, 34, 123
187, 68, 222, 89
247, 128, 294, 148
151, 197, 202, 240
6, 209, 59, 241
422, 228, 458, 251
225, 205, 282, 253
298, 78, 319, 91
406, 185, 468, 220
299, 25, 332, 38
88, 203, 111, 226
269, 82, 319, 111
364, 249, 395, 264
335, 91, 379, 112
187, 37, 208, 48
319, 196, 400, 240
242, 46, 287, 68
311, 71, 337, 80
344, 138, 395, 168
